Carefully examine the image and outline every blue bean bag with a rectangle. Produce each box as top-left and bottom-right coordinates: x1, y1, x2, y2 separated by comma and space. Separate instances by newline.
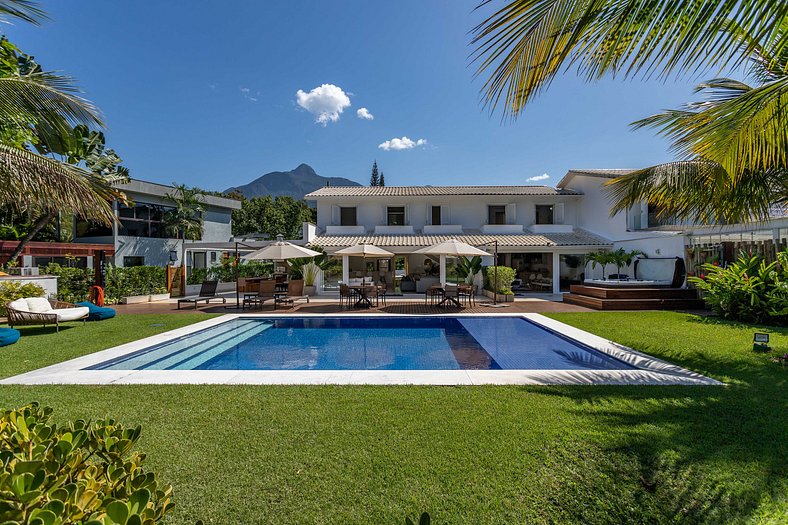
0, 328, 20, 347
76, 302, 116, 321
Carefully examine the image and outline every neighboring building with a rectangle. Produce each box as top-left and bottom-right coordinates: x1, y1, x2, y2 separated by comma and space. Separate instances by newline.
75, 179, 241, 268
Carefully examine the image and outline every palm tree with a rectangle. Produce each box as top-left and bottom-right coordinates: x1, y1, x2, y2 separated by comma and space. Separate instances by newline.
163, 184, 206, 242
0, 2, 121, 264
471, 1, 788, 223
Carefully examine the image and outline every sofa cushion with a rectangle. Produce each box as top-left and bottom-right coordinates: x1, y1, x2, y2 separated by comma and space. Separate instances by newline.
25, 297, 52, 313
0, 328, 20, 347
76, 302, 116, 321
7, 299, 29, 313
49, 307, 89, 322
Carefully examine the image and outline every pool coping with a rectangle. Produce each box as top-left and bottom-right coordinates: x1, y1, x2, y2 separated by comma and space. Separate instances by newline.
0, 313, 722, 386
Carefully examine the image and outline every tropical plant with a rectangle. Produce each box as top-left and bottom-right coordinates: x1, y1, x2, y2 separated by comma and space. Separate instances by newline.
231, 195, 316, 239
690, 250, 788, 325
288, 246, 338, 282
471, 1, 788, 225
0, 280, 44, 314
162, 184, 205, 241
607, 248, 646, 279
0, 402, 175, 524
482, 265, 516, 294
456, 255, 483, 284
585, 250, 614, 279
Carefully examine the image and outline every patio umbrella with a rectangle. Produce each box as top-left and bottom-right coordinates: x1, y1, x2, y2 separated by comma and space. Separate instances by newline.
233, 235, 321, 307
334, 244, 395, 284
415, 239, 492, 287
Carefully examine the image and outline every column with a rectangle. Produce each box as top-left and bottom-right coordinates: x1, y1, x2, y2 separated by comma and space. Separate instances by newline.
439, 254, 447, 287
552, 252, 561, 294
342, 255, 349, 284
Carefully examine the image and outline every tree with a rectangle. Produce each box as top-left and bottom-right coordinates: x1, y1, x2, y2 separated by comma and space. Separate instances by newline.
379, 171, 385, 186
232, 196, 315, 239
471, 1, 788, 224
0, 6, 126, 264
369, 160, 380, 186
162, 184, 205, 241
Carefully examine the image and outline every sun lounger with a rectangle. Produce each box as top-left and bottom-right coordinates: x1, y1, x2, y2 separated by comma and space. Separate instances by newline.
177, 280, 227, 309
274, 280, 310, 309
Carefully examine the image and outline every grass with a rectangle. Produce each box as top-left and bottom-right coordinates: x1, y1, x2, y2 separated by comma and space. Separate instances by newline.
0, 311, 785, 524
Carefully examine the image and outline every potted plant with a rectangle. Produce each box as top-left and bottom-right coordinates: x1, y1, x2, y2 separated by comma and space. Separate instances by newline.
301, 261, 319, 296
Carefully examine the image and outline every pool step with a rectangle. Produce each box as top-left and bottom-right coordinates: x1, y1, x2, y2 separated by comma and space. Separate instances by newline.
568, 285, 699, 300
562, 293, 706, 311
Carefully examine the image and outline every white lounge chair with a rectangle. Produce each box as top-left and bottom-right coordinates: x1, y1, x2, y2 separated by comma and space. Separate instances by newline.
6, 297, 89, 332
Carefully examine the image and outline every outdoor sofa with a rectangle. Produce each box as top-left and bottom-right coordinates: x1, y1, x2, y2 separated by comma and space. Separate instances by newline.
6, 297, 89, 332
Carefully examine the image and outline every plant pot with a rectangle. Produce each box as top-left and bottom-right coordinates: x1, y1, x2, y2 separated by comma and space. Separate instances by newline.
304, 285, 317, 296
149, 293, 171, 302
482, 289, 515, 302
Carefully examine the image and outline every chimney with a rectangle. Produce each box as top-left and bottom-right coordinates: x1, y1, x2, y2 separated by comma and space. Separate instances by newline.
326, 180, 330, 187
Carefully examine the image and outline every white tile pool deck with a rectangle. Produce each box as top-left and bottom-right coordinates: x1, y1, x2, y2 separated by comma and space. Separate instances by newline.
0, 313, 722, 386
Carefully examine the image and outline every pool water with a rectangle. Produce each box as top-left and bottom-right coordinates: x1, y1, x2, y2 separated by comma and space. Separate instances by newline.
87, 317, 634, 372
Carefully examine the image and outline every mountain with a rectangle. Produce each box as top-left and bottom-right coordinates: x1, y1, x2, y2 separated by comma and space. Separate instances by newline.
225, 164, 361, 200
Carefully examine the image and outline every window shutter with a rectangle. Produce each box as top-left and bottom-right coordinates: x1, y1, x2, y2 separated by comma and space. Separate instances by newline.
404, 205, 410, 225
426, 204, 432, 225
331, 205, 339, 225
506, 203, 517, 224
554, 203, 564, 224
441, 205, 449, 225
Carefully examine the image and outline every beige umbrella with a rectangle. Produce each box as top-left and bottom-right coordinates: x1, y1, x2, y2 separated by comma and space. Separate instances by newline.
243, 235, 322, 261
334, 244, 394, 285
415, 239, 492, 287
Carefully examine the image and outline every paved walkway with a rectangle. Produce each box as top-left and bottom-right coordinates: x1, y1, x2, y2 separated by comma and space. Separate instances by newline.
113, 295, 592, 315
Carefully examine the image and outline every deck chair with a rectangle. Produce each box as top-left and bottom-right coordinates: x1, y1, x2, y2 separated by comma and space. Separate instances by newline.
274, 279, 310, 309
243, 280, 277, 310
177, 280, 226, 309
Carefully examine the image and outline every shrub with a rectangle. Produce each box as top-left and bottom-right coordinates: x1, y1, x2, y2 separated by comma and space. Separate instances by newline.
482, 266, 516, 295
43, 263, 95, 303
187, 267, 209, 285
0, 402, 175, 524
0, 281, 45, 315
104, 265, 167, 304
689, 250, 788, 325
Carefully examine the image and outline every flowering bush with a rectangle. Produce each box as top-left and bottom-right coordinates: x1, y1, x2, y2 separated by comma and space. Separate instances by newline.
689, 250, 788, 325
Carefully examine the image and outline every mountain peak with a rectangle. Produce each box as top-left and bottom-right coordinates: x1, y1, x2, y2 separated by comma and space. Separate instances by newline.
225, 164, 360, 200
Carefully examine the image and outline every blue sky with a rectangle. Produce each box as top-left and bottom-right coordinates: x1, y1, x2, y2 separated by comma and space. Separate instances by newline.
6, 1, 717, 190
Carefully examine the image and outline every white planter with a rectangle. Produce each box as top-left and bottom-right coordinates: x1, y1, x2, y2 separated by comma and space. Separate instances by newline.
482, 289, 515, 302
149, 293, 171, 302
121, 294, 149, 305
304, 285, 317, 296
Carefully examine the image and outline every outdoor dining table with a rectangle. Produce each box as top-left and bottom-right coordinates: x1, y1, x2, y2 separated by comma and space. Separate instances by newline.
348, 284, 378, 308
435, 285, 463, 308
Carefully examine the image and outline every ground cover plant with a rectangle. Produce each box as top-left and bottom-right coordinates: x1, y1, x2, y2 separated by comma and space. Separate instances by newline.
0, 312, 784, 523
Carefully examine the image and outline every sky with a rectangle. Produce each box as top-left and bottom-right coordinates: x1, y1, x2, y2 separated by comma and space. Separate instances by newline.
5, 1, 723, 190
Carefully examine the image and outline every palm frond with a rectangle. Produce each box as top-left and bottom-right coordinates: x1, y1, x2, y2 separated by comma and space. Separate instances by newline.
470, 0, 788, 118
605, 160, 786, 224
0, 74, 103, 132
0, 143, 116, 225
0, 0, 46, 25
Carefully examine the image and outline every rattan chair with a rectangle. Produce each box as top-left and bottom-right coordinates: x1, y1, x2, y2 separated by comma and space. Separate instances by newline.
6, 298, 89, 332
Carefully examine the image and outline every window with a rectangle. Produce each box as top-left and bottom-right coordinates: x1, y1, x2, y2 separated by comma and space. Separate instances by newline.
488, 205, 506, 225
118, 202, 173, 238
210, 251, 217, 263
387, 206, 406, 226
123, 256, 145, 267
431, 206, 442, 226
535, 205, 554, 225
339, 207, 357, 226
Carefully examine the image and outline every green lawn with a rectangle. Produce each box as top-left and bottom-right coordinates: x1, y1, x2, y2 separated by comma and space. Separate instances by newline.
0, 312, 785, 524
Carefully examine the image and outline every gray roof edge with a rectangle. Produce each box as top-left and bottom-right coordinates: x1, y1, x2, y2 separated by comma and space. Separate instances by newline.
116, 179, 242, 209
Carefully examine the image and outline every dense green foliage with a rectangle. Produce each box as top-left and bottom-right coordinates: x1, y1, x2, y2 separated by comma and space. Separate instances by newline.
0, 312, 784, 523
42, 263, 94, 303
0, 281, 44, 314
231, 196, 315, 239
0, 402, 174, 524
482, 265, 516, 294
186, 261, 273, 285
456, 255, 482, 284
103, 266, 166, 304
288, 247, 337, 283
690, 250, 788, 325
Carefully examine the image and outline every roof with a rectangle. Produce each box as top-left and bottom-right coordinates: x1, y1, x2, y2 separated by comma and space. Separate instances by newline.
305, 185, 582, 198
557, 169, 637, 189
311, 230, 610, 249
115, 179, 242, 210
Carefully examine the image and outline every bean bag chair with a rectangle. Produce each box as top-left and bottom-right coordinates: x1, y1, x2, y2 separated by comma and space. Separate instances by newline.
76, 301, 116, 321
0, 328, 20, 347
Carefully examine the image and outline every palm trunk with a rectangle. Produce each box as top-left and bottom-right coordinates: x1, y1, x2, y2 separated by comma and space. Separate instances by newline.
4, 211, 56, 265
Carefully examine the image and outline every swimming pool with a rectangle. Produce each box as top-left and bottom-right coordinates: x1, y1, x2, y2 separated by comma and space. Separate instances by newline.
86, 316, 634, 372
0, 313, 722, 386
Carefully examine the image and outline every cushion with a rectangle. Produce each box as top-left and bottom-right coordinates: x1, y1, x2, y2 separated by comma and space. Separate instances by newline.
0, 328, 20, 347
76, 302, 116, 321
7, 299, 29, 313
49, 307, 89, 322
25, 297, 52, 313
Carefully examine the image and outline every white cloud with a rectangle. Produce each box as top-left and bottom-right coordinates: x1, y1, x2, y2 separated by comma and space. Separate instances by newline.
295, 84, 351, 125
240, 87, 258, 102
356, 107, 374, 120
527, 173, 550, 182
378, 136, 428, 151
